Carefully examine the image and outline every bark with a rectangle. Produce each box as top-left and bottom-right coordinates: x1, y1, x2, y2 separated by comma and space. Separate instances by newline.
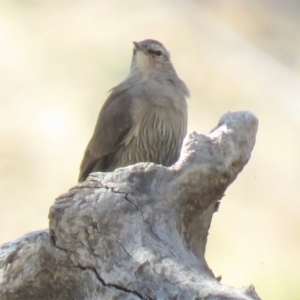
0, 111, 261, 300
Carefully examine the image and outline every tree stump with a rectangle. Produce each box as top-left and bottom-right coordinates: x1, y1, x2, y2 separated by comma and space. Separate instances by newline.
0, 111, 261, 300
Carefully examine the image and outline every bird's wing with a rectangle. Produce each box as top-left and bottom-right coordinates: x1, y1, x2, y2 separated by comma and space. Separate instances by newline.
78, 83, 134, 182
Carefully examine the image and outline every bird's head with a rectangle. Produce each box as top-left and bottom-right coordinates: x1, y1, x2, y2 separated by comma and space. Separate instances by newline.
131, 39, 174, 73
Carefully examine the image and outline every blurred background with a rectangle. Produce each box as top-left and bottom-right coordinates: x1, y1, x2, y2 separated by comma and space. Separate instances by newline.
0, 0, 299, 298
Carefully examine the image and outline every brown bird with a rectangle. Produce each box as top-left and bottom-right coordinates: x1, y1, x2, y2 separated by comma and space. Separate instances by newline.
78, 39, 189, 182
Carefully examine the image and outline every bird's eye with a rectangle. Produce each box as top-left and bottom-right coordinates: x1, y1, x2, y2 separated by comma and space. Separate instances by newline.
148, 49, 163, 57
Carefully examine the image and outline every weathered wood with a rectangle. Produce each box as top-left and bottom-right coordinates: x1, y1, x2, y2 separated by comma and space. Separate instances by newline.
0, 111, 261, 300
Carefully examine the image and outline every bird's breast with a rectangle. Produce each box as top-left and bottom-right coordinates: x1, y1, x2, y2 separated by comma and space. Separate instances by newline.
120, 102, 187, 167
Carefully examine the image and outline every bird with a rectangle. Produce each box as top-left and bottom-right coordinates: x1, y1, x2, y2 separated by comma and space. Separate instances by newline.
78, 39, 189, 182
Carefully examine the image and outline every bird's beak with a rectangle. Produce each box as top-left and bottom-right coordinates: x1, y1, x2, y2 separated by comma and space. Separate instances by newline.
133, 41, 146, 54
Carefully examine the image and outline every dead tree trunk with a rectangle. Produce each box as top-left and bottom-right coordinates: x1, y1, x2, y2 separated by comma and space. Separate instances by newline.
0, 111, 261, 300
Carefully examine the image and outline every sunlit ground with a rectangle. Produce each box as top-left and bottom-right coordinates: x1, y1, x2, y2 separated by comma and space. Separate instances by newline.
0, 1, 300, 299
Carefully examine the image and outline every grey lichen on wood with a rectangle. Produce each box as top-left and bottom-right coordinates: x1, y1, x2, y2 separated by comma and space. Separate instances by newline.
0, 111, 261, 300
